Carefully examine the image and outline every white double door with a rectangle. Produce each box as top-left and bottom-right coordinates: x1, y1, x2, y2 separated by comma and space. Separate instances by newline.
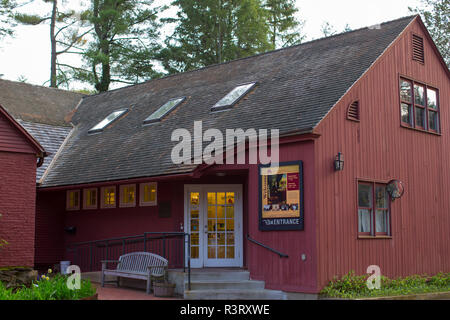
184, 185, 243, 268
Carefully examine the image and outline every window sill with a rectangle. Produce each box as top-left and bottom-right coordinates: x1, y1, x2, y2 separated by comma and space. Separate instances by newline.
400, 123, 441, 136
358, 235, 392, 240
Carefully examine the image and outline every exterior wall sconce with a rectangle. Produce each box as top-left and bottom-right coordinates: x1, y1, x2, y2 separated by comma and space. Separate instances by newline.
65, 226, 77, 234
334, 152, 344, 171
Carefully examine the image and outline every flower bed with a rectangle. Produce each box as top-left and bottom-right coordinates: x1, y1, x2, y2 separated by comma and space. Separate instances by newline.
320, 271, 450, 299
0, 271, 96, 300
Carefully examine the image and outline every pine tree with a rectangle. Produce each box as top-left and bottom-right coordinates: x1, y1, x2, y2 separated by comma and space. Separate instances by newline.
0, 0, 17, 39
263, 0, 304, 49
14, 0, 89, 88
410, 0, 449, 66
71, 0, 164, 92
160, 0, 271, 74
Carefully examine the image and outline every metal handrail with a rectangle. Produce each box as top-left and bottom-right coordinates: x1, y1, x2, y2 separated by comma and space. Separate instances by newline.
66, 232, 191, 290
247, 234, 289, 258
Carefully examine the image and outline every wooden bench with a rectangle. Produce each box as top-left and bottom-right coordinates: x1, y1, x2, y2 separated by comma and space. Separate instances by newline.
101, 252, 168, 294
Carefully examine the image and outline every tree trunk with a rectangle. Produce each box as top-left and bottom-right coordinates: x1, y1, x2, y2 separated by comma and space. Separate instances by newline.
50, 0, 57, 88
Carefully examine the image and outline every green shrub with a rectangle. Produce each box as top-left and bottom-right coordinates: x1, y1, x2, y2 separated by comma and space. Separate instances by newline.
320, 271, 450, 299
0, 274, 96, 300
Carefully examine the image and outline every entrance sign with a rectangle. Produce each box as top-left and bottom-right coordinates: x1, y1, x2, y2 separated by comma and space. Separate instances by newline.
259, 161, 304, 231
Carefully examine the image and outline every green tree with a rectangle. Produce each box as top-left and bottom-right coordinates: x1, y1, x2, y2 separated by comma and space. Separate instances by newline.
160, 0, 271, 74
320, 22, 352, 38
14, 0, 90, 88
71, 0, 164, 92
0, 0, 17, 38
263, 0, 304, 49
410, 0, 449, 66
320, 21, 336, 37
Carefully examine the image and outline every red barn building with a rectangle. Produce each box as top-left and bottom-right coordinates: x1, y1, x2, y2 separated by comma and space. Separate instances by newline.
4, 15, 449, 298
0, 105, 46, 267
0, 80, 83, 268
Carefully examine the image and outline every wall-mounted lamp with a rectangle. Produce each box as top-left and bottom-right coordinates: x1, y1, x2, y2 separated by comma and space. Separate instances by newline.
65, 226, 77, 234
334, 152, 344, 171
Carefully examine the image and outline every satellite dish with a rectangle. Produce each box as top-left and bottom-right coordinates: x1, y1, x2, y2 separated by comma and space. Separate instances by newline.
386, 180, 405, 201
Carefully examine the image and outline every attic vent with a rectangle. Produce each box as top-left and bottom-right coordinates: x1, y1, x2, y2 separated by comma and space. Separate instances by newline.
412, 34, 424, 64
347, 101, 360, 121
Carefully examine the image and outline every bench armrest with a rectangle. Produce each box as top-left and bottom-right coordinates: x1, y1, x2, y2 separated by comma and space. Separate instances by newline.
147, 265, 168, 278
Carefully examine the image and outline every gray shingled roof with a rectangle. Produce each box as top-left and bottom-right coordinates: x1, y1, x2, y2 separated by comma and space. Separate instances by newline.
41, 16, 416, 188
18, 120, 72, 183
0, 79, 84, 126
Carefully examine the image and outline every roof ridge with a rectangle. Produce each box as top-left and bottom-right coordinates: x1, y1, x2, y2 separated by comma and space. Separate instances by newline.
18, 119, 73, 129
85, 14, 418, 99
0, 78, 85, 97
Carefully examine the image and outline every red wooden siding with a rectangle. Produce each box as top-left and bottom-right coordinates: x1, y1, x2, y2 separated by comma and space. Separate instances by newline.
0, 113, 36, 154
314, 18, 450, 290
245, 141, 317, 293
0, 152, 37, 267
35, 175, 247, 270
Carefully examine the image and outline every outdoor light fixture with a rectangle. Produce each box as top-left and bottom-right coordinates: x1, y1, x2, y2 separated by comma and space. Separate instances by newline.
334, 152, 344, 171
65, 226, 77, 234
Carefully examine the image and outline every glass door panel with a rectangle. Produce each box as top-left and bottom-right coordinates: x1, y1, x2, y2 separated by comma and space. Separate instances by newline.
205, 192, 236, 265
190, 192, 200, 259
186, 185, 242, 268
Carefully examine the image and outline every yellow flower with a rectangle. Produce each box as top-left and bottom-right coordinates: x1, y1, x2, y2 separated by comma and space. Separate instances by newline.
48, 269, 52, 274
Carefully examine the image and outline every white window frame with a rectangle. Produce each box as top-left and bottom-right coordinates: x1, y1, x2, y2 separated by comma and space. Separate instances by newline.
101, 186, 117, 209
120, 184, 136, 208
139, 182, 157, 207
66, 189, 80, 211
83, 188, 98, 210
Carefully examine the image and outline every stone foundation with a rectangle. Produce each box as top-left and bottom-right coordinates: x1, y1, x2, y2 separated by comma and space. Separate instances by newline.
0, 267, 38, 291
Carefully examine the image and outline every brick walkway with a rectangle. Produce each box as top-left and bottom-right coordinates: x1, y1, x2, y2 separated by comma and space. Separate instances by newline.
94, 283, 182, 300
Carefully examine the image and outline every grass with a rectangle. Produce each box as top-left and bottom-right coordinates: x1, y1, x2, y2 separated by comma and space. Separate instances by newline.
320, 271, 450, 299
0, 273, 96, 300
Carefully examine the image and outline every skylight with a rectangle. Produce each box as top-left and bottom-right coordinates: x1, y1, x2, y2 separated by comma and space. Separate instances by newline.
88, 109, 128, 134
212, 82, 256, 112
143, 97, 186, 124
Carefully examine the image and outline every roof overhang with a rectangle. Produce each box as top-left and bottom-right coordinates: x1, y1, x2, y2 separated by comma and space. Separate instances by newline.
0, 104, 47, 158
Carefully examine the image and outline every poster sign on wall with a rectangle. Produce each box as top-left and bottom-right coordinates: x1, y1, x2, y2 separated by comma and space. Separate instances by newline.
259, 161, 304, 231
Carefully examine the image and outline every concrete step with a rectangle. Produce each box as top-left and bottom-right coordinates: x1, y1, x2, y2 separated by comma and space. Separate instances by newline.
188, 270, 250, 281
186, 280, 265, 291
184, 289, 287, 300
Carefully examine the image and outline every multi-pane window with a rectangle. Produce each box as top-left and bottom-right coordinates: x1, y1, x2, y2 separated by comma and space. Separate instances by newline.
400, 78, 440, 133
120, 184, 136, 208
139, 182, 157, 206
101, 186, 116, 209
66, 190, 80, 211
83, 188, 98, 210
358, 182, 390, 237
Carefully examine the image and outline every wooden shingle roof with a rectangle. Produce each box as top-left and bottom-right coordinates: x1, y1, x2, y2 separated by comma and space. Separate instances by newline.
41, 15, 416, 188
0, 79, 84, 126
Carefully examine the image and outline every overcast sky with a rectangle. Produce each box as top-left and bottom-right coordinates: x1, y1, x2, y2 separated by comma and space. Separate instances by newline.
0, 0, 422, 90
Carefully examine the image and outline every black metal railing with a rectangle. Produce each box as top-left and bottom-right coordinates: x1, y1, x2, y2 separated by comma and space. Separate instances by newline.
247, 234, 289, 258
66, 232, 191, 290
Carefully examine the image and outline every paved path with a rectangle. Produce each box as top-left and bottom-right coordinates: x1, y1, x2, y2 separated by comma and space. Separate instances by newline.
94, 283, 182, 300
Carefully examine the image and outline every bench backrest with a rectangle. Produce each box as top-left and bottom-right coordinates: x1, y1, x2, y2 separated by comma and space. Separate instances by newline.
117, 252, 168, 276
